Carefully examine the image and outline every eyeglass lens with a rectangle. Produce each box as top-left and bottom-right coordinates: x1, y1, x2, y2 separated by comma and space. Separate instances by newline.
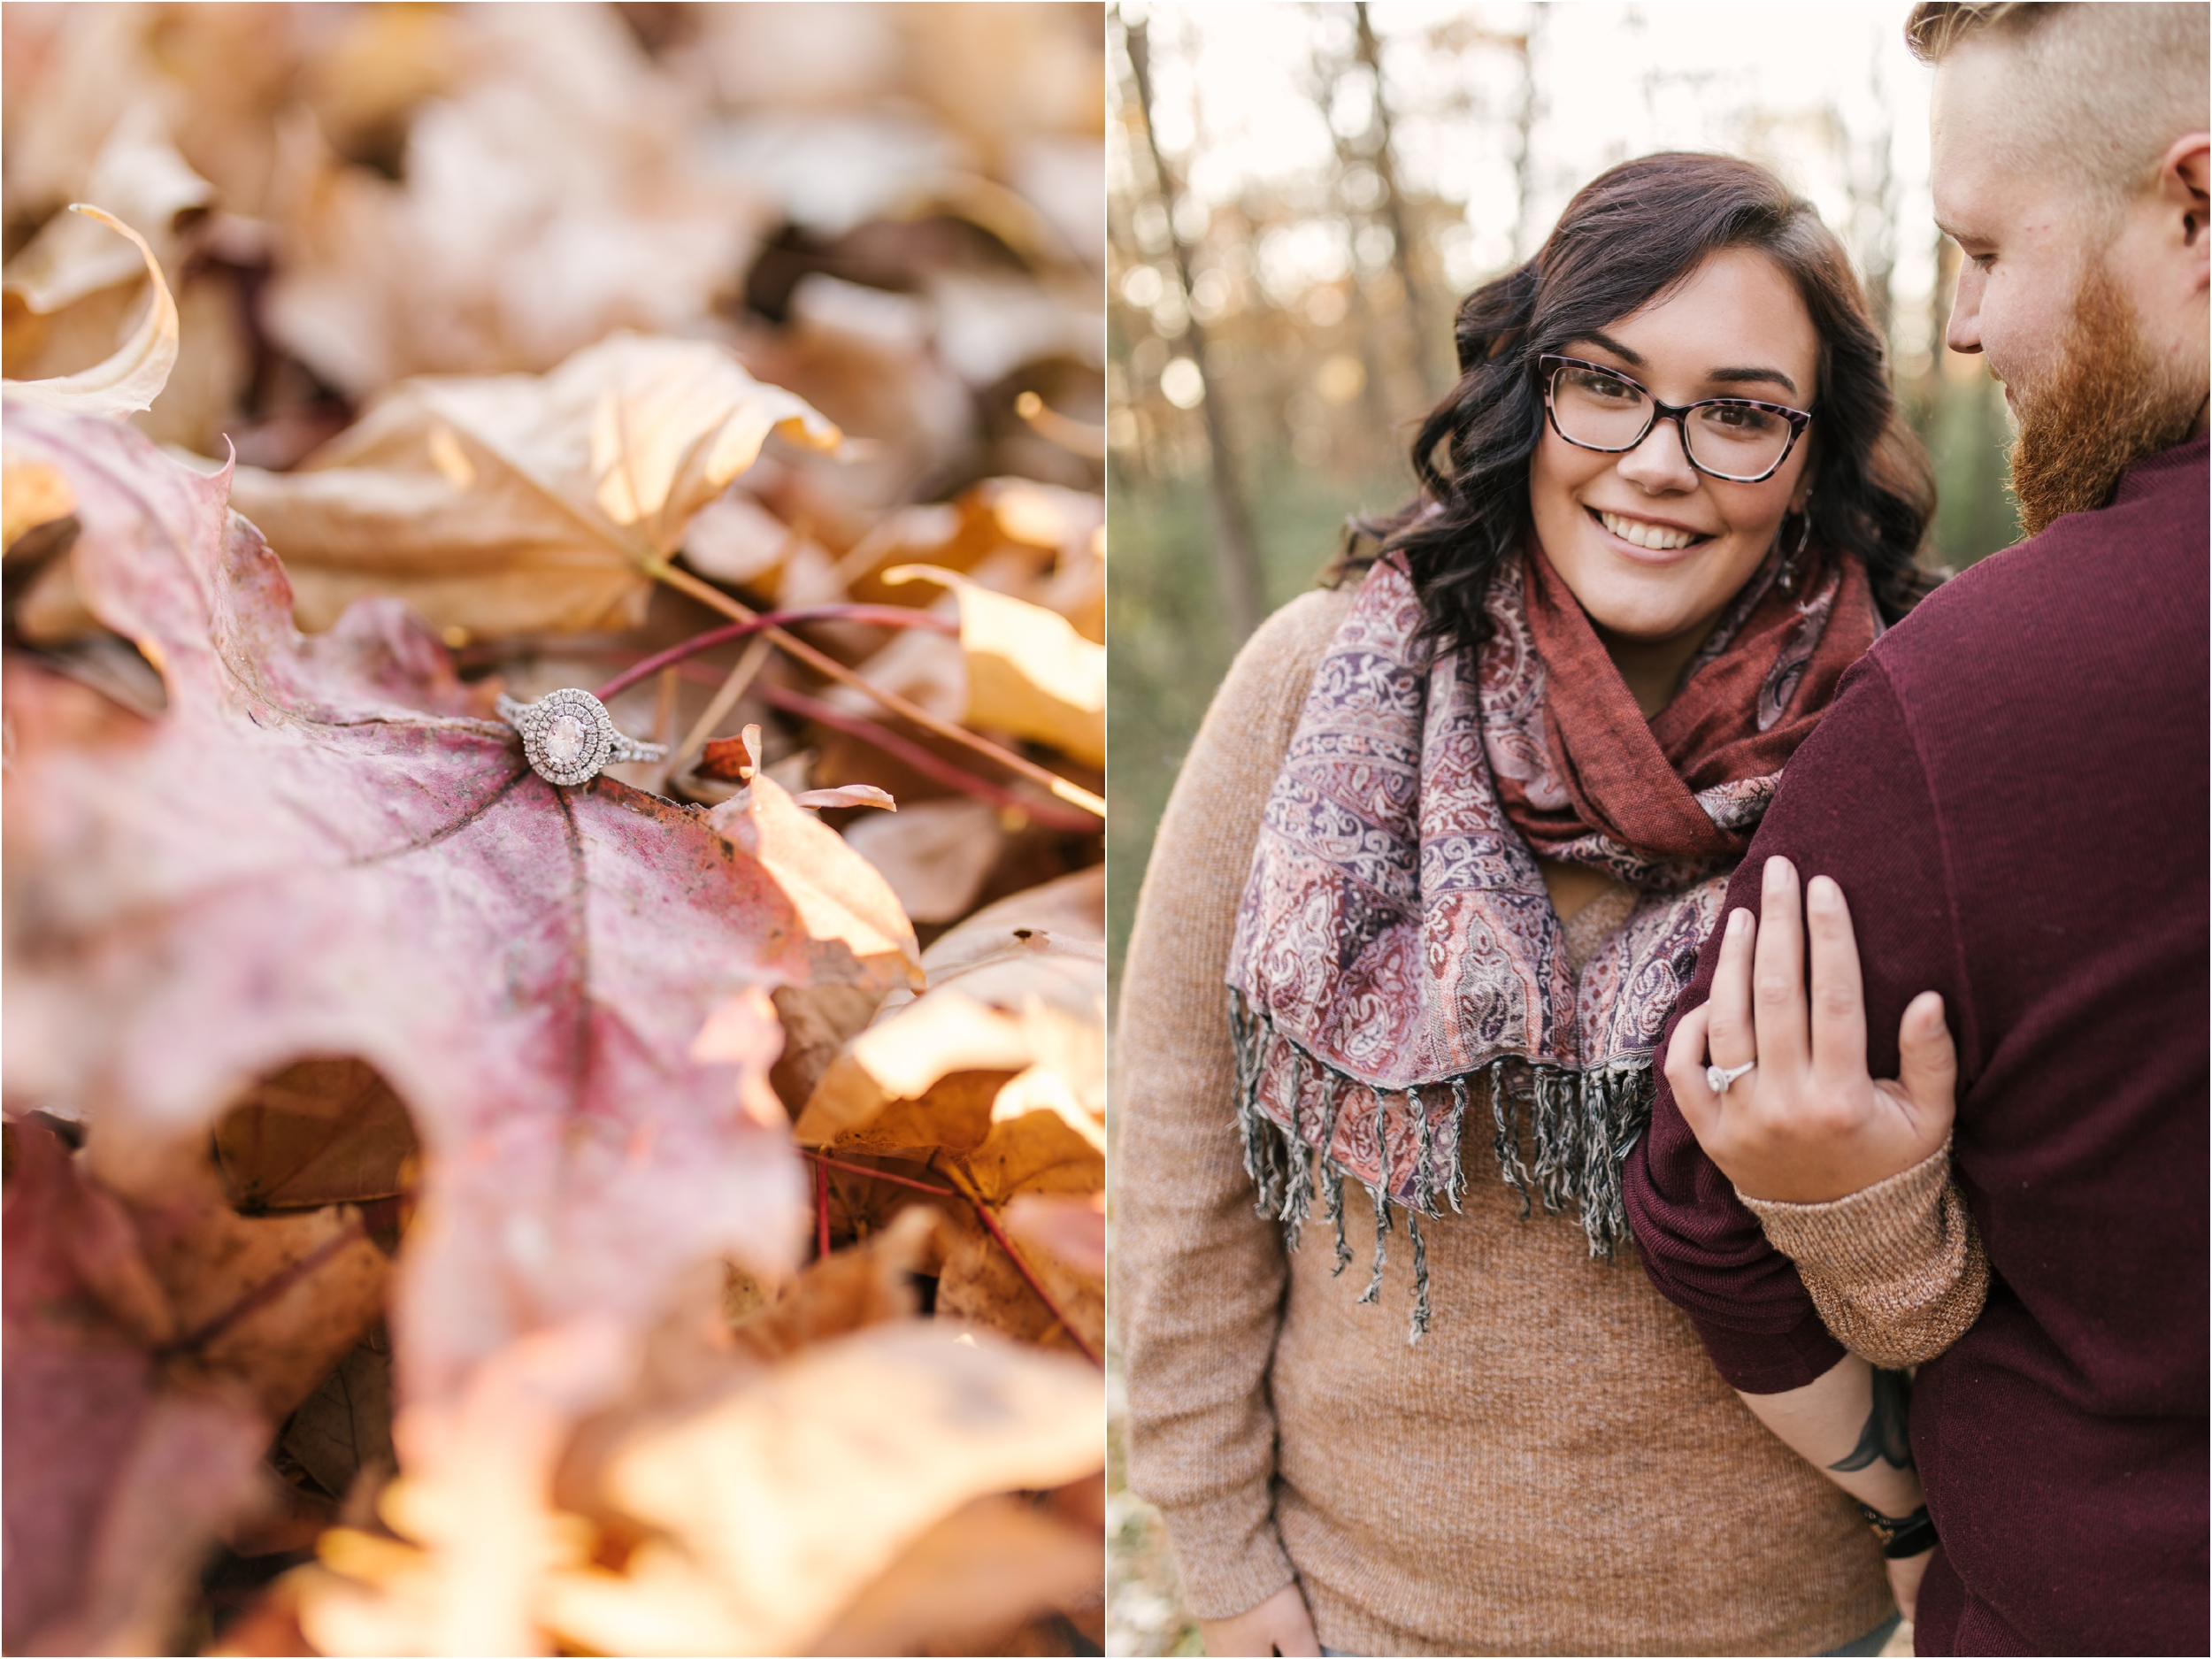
1550, 365, 1792, 480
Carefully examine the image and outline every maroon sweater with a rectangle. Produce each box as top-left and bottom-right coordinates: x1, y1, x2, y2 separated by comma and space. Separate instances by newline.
1626, 435, 2208, 1656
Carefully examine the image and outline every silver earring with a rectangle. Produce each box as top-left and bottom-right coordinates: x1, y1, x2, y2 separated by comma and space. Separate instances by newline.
1778, 508, 1812, 595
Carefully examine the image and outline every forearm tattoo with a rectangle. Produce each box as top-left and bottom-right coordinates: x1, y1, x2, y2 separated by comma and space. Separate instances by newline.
1828, 1367, 1914, 1472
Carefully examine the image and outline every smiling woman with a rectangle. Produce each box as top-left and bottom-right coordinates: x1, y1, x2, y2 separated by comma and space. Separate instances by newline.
1115, 151, 1942, 1657
1530, 250, 1822, 713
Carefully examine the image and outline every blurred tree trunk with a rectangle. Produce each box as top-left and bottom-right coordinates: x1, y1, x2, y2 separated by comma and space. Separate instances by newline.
1354, 4, 1446, 403
1124, 14, 1264, 641
1307, 28, 1409, 471
1508, 11, 1541, 265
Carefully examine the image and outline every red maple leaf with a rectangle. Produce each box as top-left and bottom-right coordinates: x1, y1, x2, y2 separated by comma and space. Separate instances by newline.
4, 405, 916, 1420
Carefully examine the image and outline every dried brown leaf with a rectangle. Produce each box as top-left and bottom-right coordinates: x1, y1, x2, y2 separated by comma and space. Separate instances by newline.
728, 1205, 939, 1363
213, 1057, 419, 1212
2, 113, 211, 318
222, 332, 841, 636
282, 1334, 396, 1509
841, 795, 1008, 924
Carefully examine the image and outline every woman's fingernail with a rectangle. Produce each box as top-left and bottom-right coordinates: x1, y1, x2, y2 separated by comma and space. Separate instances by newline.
1809, 875, 1839, 910
1764, 856, 1790, 891
1727, 909, 1750, 939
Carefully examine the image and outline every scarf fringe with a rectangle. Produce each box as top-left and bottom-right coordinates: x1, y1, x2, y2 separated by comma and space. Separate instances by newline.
1230, 991, 1655, 1340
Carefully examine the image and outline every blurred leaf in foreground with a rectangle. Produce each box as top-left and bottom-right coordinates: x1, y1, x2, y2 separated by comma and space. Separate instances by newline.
2, 1118, 364, 1655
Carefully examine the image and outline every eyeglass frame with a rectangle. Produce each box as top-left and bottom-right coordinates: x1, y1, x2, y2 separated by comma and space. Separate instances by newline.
1536, 353, 1814, 484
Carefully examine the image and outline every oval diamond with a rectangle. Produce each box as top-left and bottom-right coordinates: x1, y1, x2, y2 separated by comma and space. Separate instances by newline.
544, 713, 589, 767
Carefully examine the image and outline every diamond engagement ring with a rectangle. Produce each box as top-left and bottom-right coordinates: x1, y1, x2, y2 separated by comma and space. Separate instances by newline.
496, 688, 666, 787
1706, 1060, 1756, 1094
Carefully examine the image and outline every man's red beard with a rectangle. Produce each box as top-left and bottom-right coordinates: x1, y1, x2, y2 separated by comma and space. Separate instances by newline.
2007, 261, 2206, 537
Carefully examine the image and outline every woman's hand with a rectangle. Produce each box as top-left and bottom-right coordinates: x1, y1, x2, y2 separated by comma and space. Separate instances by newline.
1665, 856, 1957, 1203
1197, 1583, 1322, 1656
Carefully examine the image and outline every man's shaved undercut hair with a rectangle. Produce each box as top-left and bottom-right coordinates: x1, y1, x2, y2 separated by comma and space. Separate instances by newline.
1907, 3, 2210, 209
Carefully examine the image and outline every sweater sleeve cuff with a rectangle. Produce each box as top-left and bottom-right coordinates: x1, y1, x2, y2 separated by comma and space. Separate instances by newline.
1688, 1301, 1849, 1394
1735, 1136, 1952, 1286
1151, 1494, 1297, 1622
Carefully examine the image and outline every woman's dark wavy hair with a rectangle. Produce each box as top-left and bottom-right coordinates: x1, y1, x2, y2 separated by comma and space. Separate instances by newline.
1341, 152, 1938, 652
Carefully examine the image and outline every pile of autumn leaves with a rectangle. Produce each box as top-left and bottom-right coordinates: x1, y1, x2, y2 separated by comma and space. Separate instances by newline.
1, 24, 1106, 1657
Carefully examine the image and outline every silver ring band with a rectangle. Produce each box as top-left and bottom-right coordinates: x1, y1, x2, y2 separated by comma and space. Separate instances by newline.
496, 687, 667, 786
1706, 1059, 1756, 1094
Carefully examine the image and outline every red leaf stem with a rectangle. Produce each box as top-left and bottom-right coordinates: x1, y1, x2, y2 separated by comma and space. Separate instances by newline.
814, 1156, 832, 1261
646, 561, 1104, 820
592, 605, 956, 703
801, 1150, 959, 1198
802, 1149, 1102, 1367
157, 1218, 372, 1360
761, 685, 1098, 833
956, 1179, 1102, 1369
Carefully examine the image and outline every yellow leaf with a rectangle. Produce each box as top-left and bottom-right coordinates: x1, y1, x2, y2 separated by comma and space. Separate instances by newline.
706, 726, 921, 996
881, 564, 1104, 766
3, 457, 75, 551
794, 868, 1104, 1151
572, 1323, 1102, 1656
0, 207, 179, 419
810, 1494, 1100, 1657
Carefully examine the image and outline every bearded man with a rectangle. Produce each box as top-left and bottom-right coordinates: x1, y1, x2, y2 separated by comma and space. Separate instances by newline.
1624, 4, 2208, 1655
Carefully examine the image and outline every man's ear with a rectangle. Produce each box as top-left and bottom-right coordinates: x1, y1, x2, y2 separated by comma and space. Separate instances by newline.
2161, 131, 2210, 287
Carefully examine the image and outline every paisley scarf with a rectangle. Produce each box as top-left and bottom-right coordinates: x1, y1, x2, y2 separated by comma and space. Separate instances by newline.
1225, 538, 1879, 1337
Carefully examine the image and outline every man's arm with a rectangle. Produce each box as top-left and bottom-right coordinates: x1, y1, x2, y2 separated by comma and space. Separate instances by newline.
1625, 653, 1975, 1371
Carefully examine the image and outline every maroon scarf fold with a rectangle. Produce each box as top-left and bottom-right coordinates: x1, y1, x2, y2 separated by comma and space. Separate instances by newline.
1509, 544, 1877, 866
1225, 539, 1880, 1337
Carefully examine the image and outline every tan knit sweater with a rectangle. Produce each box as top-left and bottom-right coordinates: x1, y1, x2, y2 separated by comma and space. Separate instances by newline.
1113, 587, 1895, 1656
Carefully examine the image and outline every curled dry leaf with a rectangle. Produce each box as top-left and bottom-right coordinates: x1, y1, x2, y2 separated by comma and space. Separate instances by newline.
1, 404, 917, 1432
2, 111, 211, 320
792, 783, 896, 812
882, 564, 1104, 766
0, 206, 180, 419
698, 725, 917, 996
220, 332, 842, 636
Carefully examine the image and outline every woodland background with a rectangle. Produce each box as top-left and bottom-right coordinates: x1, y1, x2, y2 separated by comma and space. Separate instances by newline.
4, 4, 1110, 1656
1104, 4, 2015, 1653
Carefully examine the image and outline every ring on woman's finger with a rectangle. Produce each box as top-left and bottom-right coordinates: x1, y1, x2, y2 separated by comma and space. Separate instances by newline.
1706, 1059, 1756, 1093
